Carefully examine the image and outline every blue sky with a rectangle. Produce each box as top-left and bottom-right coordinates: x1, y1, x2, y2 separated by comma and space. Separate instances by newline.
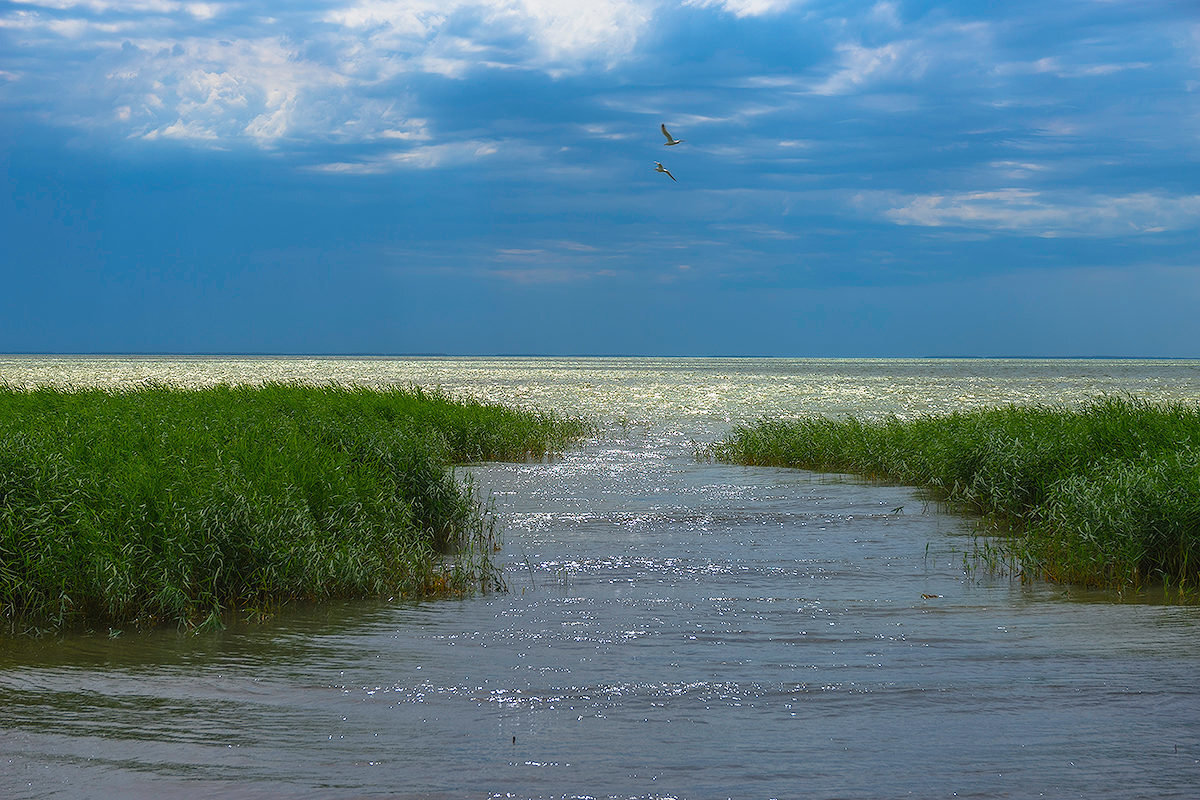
1, 0, 1198, 356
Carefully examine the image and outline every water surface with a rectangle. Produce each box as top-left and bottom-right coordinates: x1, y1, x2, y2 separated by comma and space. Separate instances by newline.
2, 357, 1199, 799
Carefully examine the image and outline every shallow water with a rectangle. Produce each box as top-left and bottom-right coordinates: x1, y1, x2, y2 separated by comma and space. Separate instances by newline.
2, 357, 1200, 799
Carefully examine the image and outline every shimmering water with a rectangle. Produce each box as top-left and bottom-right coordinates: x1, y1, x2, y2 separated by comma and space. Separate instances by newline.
2, 357, 1200, 799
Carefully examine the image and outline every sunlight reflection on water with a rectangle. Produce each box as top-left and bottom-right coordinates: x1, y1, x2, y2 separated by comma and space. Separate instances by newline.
2, 357, 1200, 799
6, 354, 1200, 440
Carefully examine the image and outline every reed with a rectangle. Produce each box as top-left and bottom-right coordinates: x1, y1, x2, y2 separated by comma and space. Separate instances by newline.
0, 382, 590, 633
708, 396, 1200, 596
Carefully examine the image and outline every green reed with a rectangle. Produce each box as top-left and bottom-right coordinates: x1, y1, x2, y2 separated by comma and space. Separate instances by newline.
707, 396, 1200, 597
0, 382, 590, 633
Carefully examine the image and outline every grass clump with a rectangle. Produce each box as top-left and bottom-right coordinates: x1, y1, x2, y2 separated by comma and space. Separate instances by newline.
707, 396, 1200, 596
0, 382, 589, 634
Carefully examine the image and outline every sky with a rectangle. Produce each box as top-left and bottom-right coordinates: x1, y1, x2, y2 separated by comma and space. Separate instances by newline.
1, 0, 1198, 357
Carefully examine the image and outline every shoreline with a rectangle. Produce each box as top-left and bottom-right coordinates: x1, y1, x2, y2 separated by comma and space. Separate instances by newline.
708, 396, 1200, 600
0, 383, 588, 635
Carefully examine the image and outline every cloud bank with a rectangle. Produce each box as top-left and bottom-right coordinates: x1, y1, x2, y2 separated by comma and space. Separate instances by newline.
0, 0, 655, 148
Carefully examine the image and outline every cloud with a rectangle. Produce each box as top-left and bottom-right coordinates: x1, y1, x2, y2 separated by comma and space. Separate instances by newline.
579, 123, 634, 141
711, 222, 798, 240
309, 138, 510, 172
104, 36, 356, 145
995, 56, 1152, 79
502, 0, 654, 66
859, 189, 1200, 238
3, 0, 1196, 207
0, 0, 656, 149
9, 0, 213, 15
801, 18, 993, 97
682, 0, 802, 17
486, 243, 617, 284
867, 1, 901, 29
809, 40, 925, 96
320, 0, 654, 70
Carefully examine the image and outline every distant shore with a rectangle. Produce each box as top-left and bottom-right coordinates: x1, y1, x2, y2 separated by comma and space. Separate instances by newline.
708, 396, 1200, 598
0, 383, 589, 634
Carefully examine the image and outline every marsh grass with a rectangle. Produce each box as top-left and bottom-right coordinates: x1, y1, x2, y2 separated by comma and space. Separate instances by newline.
0, 382, 589, 634
708, 396, 1200, 598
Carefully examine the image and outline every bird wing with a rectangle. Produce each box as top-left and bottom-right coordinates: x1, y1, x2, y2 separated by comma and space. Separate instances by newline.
665, 168, 677, 181
661, 123, 673, 142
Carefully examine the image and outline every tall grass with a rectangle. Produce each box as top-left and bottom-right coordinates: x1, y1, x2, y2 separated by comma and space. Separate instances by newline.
0, 382, 589, 633
707, 396, 1200, 596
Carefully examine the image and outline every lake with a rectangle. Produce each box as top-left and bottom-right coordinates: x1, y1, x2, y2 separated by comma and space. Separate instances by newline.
2, 356, 1199, 799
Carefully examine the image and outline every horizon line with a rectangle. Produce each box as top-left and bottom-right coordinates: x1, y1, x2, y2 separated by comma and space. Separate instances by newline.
2, 352, 1196, 361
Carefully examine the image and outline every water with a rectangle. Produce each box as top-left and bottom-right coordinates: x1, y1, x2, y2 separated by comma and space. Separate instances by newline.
3, 357, 1200, 799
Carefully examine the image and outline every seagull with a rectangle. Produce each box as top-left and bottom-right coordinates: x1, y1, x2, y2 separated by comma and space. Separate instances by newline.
660, 123, 684, 146
654, 161, 677, 182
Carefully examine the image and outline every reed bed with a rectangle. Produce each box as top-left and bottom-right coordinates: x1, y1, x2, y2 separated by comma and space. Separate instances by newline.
708, 396, 1200, 596
0, 383, 589, 633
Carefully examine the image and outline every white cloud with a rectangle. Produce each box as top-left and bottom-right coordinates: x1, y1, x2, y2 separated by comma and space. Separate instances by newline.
46, 17, 133, 37
321, 1, 446, 36
683, 0, 802, 18
310, 138, 514, 173
496, 248, 546, 258
803, 20, 993, 97
867, 1, 901, 29
711, 222, 798, 239
556, 240, 599, 251
995, 56, 1151, 79
988, 160, 1050, 180
143, 116, 218, 141
184, 3, 218, 21
485, 239, 623, 284
859, 189, 1200, 237
0, 0, 658, 150
106, 37, 354, 145
809, 41, 924, 96
580, 123, 624, 139
323, 0, 653, 70
501, 0, 653, 65
0, 10, 40, 30
10, 0, 220, 16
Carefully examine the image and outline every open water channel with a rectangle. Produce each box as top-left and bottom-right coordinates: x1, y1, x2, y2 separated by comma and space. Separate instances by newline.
2, 357, 1199, 799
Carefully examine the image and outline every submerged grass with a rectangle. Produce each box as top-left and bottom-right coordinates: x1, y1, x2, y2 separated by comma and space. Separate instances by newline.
0, 382, 590, 634
708, 396, 1200, 598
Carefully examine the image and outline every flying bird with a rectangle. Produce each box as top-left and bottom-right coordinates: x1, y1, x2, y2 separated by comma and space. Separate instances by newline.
655, 161, 677, 182
660, 123, 684, 146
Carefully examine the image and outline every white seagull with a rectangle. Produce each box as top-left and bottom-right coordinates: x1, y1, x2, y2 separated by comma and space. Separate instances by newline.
654, 161, 677, 182
660, 123, 684, 146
